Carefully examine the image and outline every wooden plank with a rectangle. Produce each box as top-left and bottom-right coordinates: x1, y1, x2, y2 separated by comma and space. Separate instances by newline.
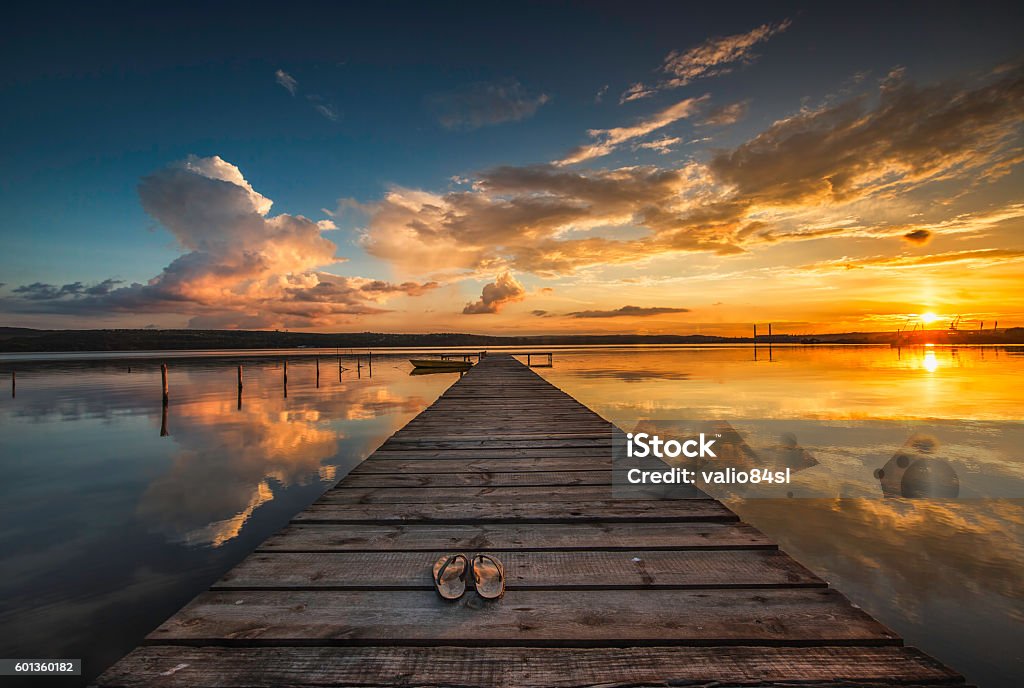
258, 522, 776, 552
212, 550, 823, 590
376, 440, 614, 450
349, 457, 612, 473
95, 645, 965, 688
368, 447, 615, 459
322, 484, 707, 502
294, 499, 736, 523
145, 588, 898, 645
386, 433, 613, 443
336, 470, 614, 488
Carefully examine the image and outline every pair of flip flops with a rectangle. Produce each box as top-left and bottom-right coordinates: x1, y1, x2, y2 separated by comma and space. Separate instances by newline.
432, 553, 505, 600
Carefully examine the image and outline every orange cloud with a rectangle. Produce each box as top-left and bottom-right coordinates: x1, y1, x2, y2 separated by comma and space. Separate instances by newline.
556, 96, 709, 165
462, 271, 526, 314
361, 66, 1024, 282
621, 19, 791, 102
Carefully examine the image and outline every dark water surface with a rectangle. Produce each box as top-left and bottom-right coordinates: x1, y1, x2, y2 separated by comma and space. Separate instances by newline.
0, 345, 1021, 686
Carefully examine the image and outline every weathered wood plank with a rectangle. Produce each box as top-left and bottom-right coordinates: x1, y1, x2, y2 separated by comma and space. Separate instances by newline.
258, 522, 776, 552
323, 484, 707, 502
145, 589, 898, 645
349, 457, 612, 473
379, 438, 616, 450
96, 645, 963, 688
213, 550, 822, 590
337, 470, 613, 488
368, 446, 615, 459
294, 499, 735, 523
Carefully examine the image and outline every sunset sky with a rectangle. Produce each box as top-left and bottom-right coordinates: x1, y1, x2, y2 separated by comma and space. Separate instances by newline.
2, 2, 1022, 335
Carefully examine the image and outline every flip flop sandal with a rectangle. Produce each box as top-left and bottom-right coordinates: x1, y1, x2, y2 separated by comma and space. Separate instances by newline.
471, 554, 506, 599
432, 553, 469, 600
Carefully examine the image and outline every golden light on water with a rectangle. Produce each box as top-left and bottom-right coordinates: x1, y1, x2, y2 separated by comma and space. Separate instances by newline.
923, 351, 939, 373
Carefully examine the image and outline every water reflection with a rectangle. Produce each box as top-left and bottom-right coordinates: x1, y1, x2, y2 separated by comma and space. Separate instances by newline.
1, 345, 1022, 687
537, 345, 1024, 687
0, 356, 453, 685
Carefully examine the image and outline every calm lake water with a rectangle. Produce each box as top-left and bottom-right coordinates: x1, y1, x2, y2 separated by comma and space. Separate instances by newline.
1, 345, 1022, 686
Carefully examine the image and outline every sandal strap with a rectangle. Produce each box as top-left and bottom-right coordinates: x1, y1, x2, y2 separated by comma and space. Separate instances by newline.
435, 554, 467, 585
472, 554, 503, 582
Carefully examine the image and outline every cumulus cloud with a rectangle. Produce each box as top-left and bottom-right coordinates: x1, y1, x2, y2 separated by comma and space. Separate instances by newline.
360, 66, 1024, 279
275, 69, 297, 95
462, 271, 526, 314
556, 95, 708, 165
622, 20, 791, 102
568, 305, 691, 318
8, 156, 434, 327
428, 80, 549, 130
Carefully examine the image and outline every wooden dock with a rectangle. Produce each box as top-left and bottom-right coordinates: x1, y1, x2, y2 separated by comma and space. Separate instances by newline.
95, 354, 963, 687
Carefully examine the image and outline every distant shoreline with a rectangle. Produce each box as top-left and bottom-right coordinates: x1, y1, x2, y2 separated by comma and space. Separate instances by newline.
1, 326, 1022, 354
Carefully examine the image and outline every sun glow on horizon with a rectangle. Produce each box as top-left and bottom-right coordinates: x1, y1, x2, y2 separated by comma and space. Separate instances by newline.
921, 312, 939, 325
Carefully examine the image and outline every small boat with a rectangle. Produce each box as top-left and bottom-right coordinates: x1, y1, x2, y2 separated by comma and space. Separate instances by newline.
409, 359, 473, 370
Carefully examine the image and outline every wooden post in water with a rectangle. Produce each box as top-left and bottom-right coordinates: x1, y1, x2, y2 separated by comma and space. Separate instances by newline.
160, 402, 168, 436
161, 364, 169, 406
368, 352, 372, 377
753, 324, 758, 345
237, 365, 243, 410
11, 371, 15, 398
316, 357, 320, 388
283, 360, 288, 398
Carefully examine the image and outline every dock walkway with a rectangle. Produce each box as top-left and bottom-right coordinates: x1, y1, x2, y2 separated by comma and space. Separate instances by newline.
96, 354, 963, 687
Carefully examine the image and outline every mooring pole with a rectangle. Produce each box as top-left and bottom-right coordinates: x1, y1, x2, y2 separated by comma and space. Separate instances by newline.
161, 364, 169, 406
283, 360, 288, 398
316, 357, 320, 388
11, 371, 15, 398
368, 352, 372, 377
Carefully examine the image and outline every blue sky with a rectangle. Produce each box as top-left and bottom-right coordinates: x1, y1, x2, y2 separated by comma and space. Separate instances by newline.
2, 2, 1022, 332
